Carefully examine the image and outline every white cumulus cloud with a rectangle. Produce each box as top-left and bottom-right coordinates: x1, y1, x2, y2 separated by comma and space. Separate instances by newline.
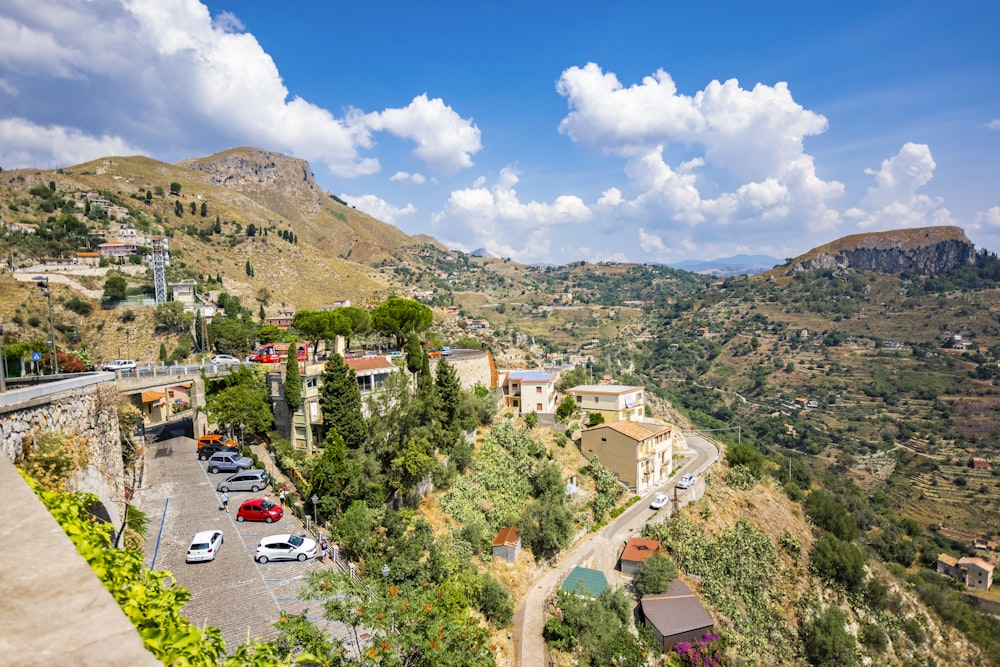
340, 193, 416, 224
432, 166, 592, 263
0, 117, 141, 168
846, 143, 953, 229
390, 171, 428, 185
362, 94, 482, 174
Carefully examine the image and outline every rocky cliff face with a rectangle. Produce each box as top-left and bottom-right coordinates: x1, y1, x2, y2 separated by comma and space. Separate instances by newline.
784, 226, 976, 277
177, 147, 321, 194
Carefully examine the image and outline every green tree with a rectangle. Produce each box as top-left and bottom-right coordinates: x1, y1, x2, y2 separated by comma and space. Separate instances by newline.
309, 431, 365, 518
189, 201, 197, 215
319, 353, 368, 450
174, 200, 183, 217
245, 260, 253, 276
292, 309, 351, 357
802, 605, 857, 667
284, 347, 302, 412
301, 569, 496, 667
405, 332, 424, 374
434, 357, 462, 427
208, 316, 258, 357
372, 297, 433, 349
205, 369, 273, 437
587, 411, 605, 426
102, 274, 127, 301
633, 552, 676, 596
811, 533, 865, 591
518, 463, 575, 560
200, 201, 208, 217
556, 395, 576, 421
169, 182, 181, 195
154, 301, 192, 333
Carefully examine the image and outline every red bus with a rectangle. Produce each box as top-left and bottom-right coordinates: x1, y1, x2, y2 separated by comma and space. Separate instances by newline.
248, 342, 309, 364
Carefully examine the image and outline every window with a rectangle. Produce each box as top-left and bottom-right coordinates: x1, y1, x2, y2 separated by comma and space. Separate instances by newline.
536, 403, 542, 411
594, 397, 599, 403
535, 386, 542, 393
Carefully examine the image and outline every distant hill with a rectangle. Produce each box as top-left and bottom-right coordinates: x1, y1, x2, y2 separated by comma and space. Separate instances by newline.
669, 254, 783, 276
776, 225, 975, 277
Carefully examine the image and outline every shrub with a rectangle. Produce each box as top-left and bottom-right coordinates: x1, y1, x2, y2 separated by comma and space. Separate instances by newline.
802, 605, 857, 667
64, 297, 92, 315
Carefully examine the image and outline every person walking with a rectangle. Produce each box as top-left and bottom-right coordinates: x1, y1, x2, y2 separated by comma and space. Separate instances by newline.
278, 489, 286, 506
220, 491, 229, 513
319, 538, 328, 563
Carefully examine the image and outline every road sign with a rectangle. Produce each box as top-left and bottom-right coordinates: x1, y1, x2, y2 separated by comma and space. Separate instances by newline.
31, 352, 42, 361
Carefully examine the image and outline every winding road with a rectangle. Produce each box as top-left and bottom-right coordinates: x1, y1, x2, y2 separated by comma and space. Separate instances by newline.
511, 433, 720, 667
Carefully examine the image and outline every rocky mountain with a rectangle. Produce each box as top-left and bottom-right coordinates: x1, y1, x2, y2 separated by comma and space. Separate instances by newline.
781, 225, 975, 276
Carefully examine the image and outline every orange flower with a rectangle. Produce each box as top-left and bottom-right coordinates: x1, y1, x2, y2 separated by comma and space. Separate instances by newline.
490, 645, 497, 652
380, 642, 390, 650
389, 585, 397, 596
430, 639, 438, 650
438, 631, 445, 639
366, 648, 376, 659
424, 604, 433, 612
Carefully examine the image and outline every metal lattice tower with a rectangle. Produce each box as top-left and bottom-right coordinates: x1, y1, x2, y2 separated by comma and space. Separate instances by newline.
151, 236, 169, 303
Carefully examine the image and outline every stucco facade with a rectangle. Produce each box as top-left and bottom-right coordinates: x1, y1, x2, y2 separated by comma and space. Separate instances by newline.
580, 420, 676, 492
568, 384, 645, 423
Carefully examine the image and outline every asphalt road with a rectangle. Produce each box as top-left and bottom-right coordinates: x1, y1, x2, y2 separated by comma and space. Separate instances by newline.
512, 433, 720, 667
139, 434, 349, 652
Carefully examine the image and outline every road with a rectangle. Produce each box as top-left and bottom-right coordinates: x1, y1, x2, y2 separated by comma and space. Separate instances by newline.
512, 434, 720, 667
138, 431, 349, 652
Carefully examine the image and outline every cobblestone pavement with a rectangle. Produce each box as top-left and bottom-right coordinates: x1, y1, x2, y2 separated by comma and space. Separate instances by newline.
139, 435, 349, 652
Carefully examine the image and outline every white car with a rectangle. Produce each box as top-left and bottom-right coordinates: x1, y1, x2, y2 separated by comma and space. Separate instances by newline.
677, 473, 696, 490
186, 530, 224, 563
255, 533, 318, 564
102, 359, 137, 372
210, 354, 241, 365
650, 493, 669, 510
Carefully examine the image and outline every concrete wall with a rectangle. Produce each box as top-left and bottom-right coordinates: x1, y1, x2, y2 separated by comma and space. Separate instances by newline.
431, 349, 495, 390
0, 373, 126, 532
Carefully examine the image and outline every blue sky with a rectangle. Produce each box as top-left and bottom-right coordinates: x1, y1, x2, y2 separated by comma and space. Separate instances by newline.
2, 1, 999, 265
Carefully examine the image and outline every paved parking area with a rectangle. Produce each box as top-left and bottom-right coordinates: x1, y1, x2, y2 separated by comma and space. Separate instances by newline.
139, 435, 348, 651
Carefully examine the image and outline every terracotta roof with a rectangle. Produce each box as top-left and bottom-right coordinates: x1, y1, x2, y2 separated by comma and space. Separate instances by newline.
492, 526, 520, 548
958, 556, 995, 572
641, 579, 714, 638
937, 554, 958, 567
621, 538, 661, 563
344, 356, 396, 373
140, 390, 164, 403
590, 420, 671, 441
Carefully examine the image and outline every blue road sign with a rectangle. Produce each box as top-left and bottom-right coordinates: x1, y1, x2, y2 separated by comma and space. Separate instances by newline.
31, 352, 42, 361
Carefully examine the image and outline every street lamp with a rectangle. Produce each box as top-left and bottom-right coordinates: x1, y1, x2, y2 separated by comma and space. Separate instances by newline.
311, 494, 319, 527
0, 323, 6, 393
125, 329, 131, 359
381, 564, 390, 579
34, 276, 58, 375
239, 422, 246, 451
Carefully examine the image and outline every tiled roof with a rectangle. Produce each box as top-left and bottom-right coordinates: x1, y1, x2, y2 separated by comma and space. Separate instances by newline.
958, 556, 995, 572
140, 390, 164, 403
621, 538, 661, 563
590, 420, 670, 441
492, 526, 520, 548
937, 554, 958, 566
344, 356, 396, 373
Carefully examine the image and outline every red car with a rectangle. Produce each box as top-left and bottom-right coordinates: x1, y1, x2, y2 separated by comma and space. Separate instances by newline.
235, 498, 283, 523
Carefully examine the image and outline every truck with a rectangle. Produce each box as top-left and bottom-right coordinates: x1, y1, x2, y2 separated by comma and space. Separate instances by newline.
248, 342, 309, 364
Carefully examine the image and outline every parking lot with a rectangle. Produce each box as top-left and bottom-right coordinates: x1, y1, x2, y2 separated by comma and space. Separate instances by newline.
139, 434, 348, 651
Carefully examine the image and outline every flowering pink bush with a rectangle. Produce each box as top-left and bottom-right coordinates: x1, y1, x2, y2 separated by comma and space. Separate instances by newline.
674, 632, 723, 666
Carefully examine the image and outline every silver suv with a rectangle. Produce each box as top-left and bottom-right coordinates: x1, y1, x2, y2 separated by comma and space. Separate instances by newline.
206, 452, 253, 474
216, 470, 270, 493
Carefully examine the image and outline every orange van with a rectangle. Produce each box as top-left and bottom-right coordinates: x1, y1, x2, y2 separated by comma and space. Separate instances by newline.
197, 434, 237, 449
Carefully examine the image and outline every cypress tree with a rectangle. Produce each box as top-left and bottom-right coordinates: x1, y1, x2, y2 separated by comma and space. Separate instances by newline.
319, 353, 368, 450
284, 348, 302, 413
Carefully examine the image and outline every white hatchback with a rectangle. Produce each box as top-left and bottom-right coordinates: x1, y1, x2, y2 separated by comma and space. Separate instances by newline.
677, 473, 696, 490
255, 533, 317, 563
186, 530, 224, 563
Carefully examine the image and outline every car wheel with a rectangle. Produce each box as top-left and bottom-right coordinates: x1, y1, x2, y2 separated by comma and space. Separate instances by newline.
219, 486, 229, 493
251, 485, 260, 492
257, 555, 268, 564
236, 515, 244, 522
199, 454, 207, 461
265, 516, 273, 523
297, 553, 307, 562
210, 466, 220, 474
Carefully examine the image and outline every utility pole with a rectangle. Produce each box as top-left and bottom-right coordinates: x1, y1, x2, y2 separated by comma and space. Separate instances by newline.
35, 276, 58, 375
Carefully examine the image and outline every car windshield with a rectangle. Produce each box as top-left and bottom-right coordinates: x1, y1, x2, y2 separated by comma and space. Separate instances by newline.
261, 501, 275, 510
288, 534, 304, 547
191, 542, 209, 550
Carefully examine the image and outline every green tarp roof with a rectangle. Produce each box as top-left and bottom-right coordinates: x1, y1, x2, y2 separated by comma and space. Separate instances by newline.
560, 566, 609, 597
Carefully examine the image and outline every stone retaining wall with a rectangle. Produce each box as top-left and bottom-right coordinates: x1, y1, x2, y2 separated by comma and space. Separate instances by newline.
0, 374, 126, 532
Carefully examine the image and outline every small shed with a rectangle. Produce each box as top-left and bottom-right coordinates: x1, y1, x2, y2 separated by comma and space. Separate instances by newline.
560, 567, 609, 598
641, 579, 715, 650
492, 526, 521, 564
620, 537, 661, 578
